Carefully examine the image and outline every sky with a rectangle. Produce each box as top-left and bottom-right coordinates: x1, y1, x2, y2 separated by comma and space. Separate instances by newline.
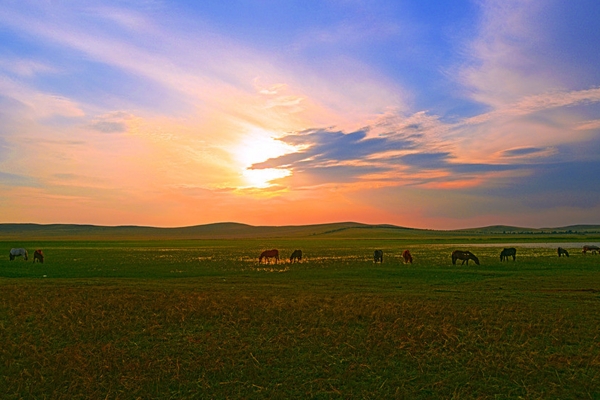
1, 0, 599, 229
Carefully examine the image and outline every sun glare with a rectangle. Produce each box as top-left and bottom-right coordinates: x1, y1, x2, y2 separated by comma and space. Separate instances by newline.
234, 128, 296, 188
242, 168, 291, 189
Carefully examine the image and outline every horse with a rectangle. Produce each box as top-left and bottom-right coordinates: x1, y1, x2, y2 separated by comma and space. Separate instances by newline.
402, 249, 413, 264
451, 250, 480, 265
290, 249, 302, 263
259, 249, 279, 264
9, 248, 28, 261
33, 249, 44, 263
557, 247, 569, 257
373, 250, 383, 263
500, 247, 516, 262
582, 245, 599, 255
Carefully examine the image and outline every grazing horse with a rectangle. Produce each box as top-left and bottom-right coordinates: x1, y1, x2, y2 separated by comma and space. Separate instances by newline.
9, 248, 28, 261
452, 250, 480, 265
500, 247, 516, 262
373, 250, 383, 263
33, 249, 44, 263
289, 249, 302, 263
557, 247, 569, 257
402, 249, 413, 264
582, 245, 599, 255
259, 249, 279, 264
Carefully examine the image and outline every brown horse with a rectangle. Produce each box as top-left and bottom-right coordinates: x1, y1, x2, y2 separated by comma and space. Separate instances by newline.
402, 250, 413, 264
290, 249, 302, 263
259, 249, 279, 264
452, 250, 480, 265
33, 249, 44, 263
582, 245, 599, 255
499, 247, 516, 262
557, 247, 569, 257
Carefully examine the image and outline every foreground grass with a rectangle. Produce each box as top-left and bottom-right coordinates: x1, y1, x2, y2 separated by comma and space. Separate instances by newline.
1, 240, 599, 398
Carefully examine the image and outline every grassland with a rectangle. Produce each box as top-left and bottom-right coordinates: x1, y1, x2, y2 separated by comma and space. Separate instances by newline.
1, 225, 599, 399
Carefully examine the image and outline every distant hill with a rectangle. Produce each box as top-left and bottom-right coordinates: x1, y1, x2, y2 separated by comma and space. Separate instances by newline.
457, 225, 600, 234
0, 222, 403, 240
0, 222, 599, 241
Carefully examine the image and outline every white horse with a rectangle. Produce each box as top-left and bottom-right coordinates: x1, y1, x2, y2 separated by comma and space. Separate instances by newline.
9, 248, 28, 261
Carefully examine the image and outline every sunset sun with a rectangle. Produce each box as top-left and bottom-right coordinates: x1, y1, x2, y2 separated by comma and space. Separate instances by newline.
233, 128, 295, 189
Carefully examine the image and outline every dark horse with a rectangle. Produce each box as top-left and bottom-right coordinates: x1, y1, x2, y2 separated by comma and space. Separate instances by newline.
500, 247, 516, 262
373, 250, 383, 263
290, 249, 302, 263
402, 249, 413, 264
452, 250, 480, 265
33, 249, 44, 263
259, 249, 279, 264
557, 247, 569, 257
582, 245, 599, 255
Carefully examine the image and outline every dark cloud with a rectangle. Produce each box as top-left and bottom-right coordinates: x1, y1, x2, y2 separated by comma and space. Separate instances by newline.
471, 159, 600, 209
451, 163, 522, 173
251, 127, 547, 188
500, 147, 549, 157
251, 127, 415, 170
398, 152, 452, 169
275, 165, 390, 186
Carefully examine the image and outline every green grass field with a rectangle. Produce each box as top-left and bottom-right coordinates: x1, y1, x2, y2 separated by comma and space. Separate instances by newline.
1, 235, 599, 399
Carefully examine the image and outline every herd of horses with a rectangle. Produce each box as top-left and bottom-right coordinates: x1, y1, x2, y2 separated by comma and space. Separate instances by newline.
8, 248, 44, 263
256, 245, 600, 265
7, 245, 599, 265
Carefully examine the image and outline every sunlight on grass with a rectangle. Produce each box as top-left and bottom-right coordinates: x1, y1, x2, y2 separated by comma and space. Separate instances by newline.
0, 238, 599, 398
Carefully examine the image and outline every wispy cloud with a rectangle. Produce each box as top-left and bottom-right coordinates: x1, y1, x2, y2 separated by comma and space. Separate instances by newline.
458, 0, 551, 106
575, 119, 600, 131
466, 87, 600, 125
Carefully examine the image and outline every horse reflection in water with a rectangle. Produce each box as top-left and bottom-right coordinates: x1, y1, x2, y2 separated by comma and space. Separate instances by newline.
259, 249, 279, 264
451, 250, 480, 265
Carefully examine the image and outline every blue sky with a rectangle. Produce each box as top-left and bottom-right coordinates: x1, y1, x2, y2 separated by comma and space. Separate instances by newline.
0, 0, 599, 229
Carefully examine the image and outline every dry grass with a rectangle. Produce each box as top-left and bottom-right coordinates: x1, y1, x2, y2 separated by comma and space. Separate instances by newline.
1, 281, 599, 399
1, 240, 599, 398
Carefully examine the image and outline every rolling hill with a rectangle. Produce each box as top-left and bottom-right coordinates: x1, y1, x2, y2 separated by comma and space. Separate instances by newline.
0, 222, 599, 241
